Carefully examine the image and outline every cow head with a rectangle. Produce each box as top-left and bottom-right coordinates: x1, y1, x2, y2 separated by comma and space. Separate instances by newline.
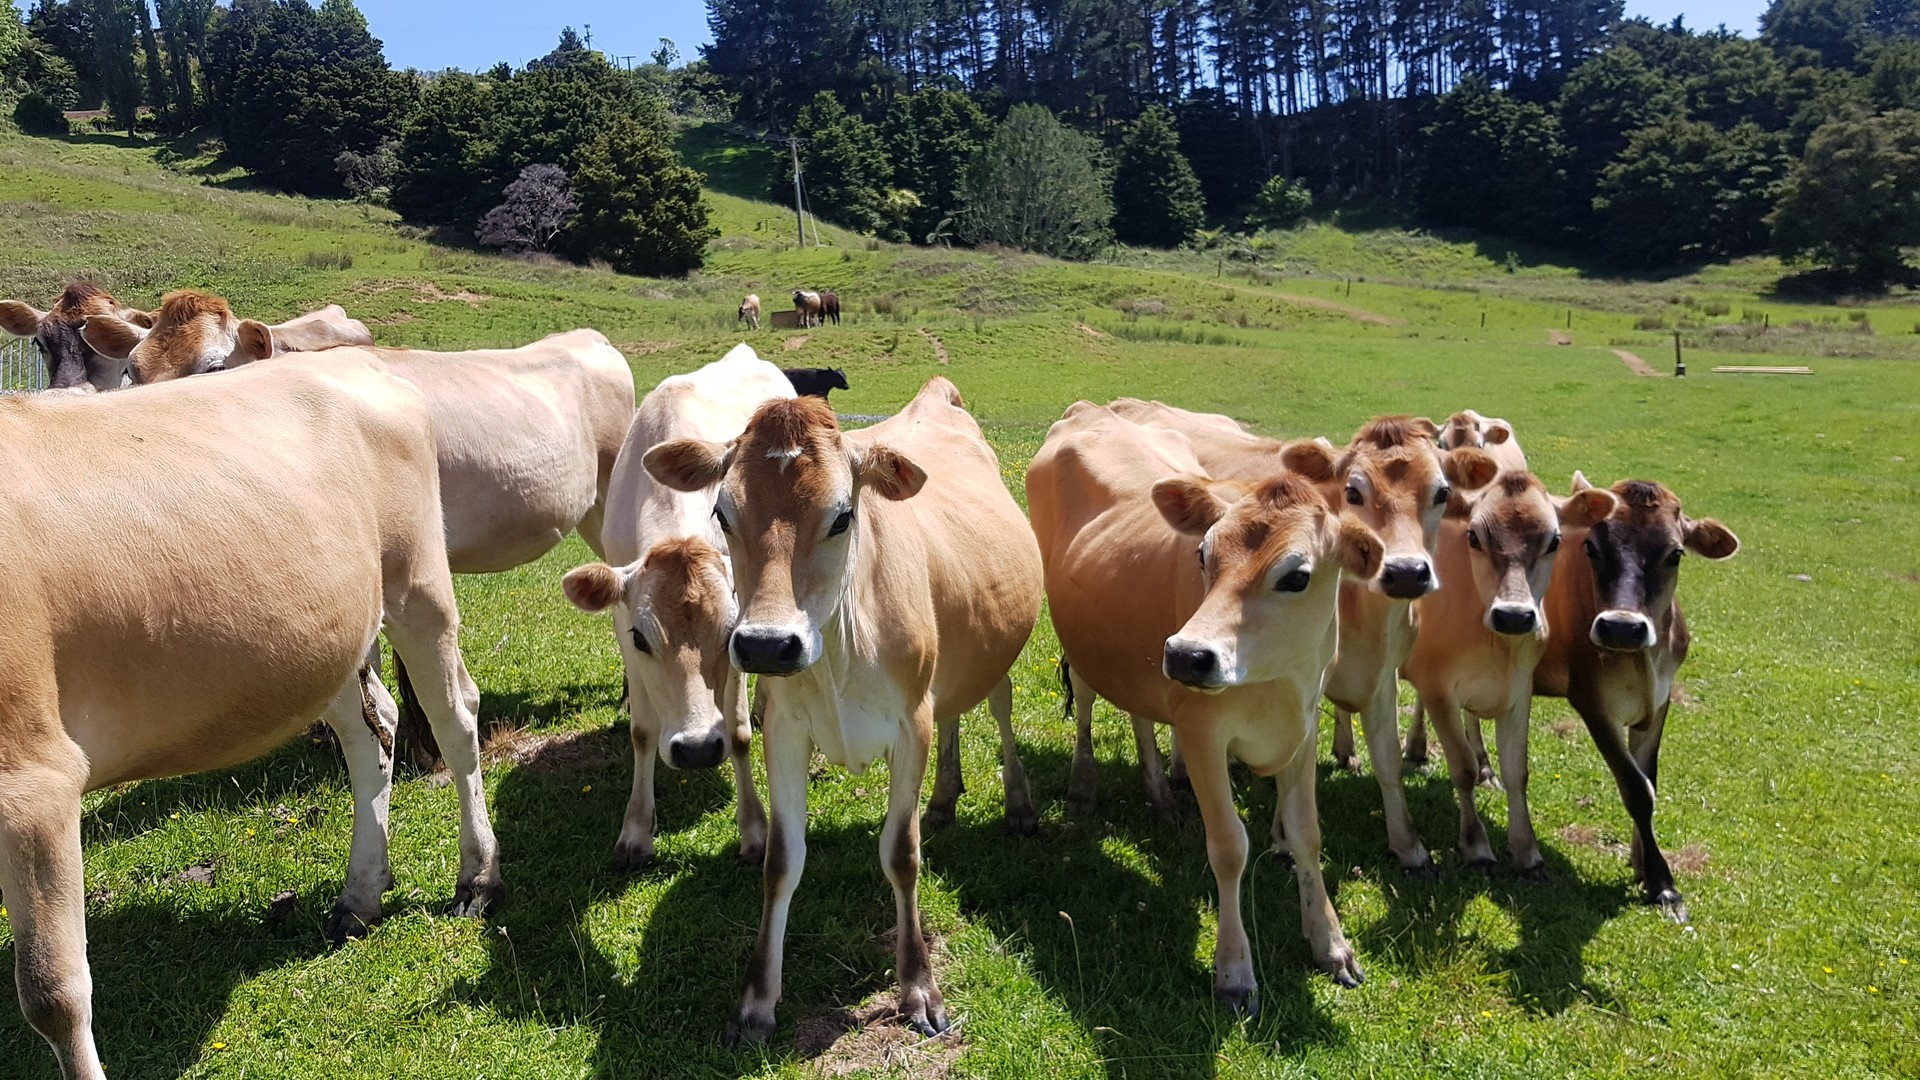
563, 537, 740, 769
1453, 472, 1616, 638
1438, 409, 1516, 452
1283, 415, 1498, 601
81, 289, 276, 383
0, 282, 154, 391
645, 395, 923, 676
1155, 473, 1383, 690
825, 367, 849, 391
1572, 475, 1739, 652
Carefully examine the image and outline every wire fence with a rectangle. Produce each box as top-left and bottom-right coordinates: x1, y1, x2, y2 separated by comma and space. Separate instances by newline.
1, 338, 48, 393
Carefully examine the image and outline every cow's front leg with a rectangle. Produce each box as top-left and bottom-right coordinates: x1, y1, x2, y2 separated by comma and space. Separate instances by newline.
1178, 722, 1256, 1013
1277, 732, 1362, 987
886, 704, 947, 1035
727, 706, 810, 1045
1360, 676, 1431, 873
725, 672, 767, 865
322, 666, 398, 940
615, 684, 658, 870
1496, 696, 1543, 876
1426, 690, 1496, 868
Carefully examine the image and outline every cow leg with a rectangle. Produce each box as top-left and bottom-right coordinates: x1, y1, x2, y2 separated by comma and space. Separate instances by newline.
1426, 691, 1496, 869
0, 764, 105, 1080
1471, 718, 1497, 789
1495, 698, 1543, 877
1628, 703, 1668, 792
885, 705, 947, 1035
1331, 707, 1361, 772
1168, 737, 1189, 790
1359, 678, 1432, 872
1130, 713, 1173, 812
1177, 724, 1257, 1013
322, 665, 398, 940
1402, 700, 1431, 769
383, 601, 502, 918
1276, 732, 1362, 988
923, 712, 964, 829
1064, 661, 1099, 815
391, 651, 443, 773
727, 704, 810, 1046
725, 672, 768, 865
989, 677, 1037, 835
1580, 707, 1683, 921
1269, 776, 1293, 860
615, 683, 659, 871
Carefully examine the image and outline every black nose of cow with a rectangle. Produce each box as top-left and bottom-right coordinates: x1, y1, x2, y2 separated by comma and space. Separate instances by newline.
1591, 613, 1654, 652
733, 627, 807, 675
1488, 604, 1538, 635
1164, 642, 1223, 687
667, 730, 727, 770
1378, 558, 1434, 599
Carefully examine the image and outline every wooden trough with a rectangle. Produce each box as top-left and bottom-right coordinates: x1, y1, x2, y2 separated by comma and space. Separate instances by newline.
1711, 365, 1813, 375
769, 309, 803, 329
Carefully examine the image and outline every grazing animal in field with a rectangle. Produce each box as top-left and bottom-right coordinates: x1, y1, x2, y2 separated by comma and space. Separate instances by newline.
780, 366, 849, 400
0, 355, 501, 1080
790, 288, 823, 328
561, 343, 793, 869
76, 289, 371, 384
1028, 402, 1384, 1008
1402, 472, 1616, 873
819, 290, 841, 325
85, 290, 635, 769
646, 380, 1041, 1043
738, 293, 761, 331
0, 282, 155, 391
1532, 475, 1737, 922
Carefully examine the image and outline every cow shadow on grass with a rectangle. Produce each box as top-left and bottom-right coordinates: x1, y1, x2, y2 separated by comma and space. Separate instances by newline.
81, 738, 347, 846
0, 880, 345, 1080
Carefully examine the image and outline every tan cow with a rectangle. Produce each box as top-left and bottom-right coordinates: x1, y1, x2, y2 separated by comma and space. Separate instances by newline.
645, 380, 1041, 1042
1437, 409, 1527, 475
560, 343, 792, 869
1029, 403, 1384, 1008
77, 289, 371, 383
1402, 472, 1616, 872
1533, 475, 1737, 921
738, 293, 762, 331
85, 291, 635, 764
0, 282, 155, 391
0, 356, 501, 1080
790, 288, 823, 328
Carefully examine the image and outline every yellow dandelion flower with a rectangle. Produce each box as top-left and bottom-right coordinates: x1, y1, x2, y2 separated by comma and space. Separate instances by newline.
170, 813, 180, 821
1869, 986, 1880, 994
581, 785, 592, 794
1824, 966, 1834, 974
1480, 1011, 1492, 1019
211, 1042, 228, 1050
246, 829, 256, 838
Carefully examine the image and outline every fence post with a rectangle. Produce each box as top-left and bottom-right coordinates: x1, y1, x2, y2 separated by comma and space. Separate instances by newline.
1673, 331, 1686, 377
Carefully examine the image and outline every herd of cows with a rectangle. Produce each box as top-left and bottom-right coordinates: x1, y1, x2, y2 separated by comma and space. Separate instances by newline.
0, 283, 1738, 1078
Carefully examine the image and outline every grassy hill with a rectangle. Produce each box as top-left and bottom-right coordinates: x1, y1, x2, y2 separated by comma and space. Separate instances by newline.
1, 127, 1917, 1079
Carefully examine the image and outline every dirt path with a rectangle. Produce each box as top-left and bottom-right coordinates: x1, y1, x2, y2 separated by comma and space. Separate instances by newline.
1548, 330, 1573, 346
1265, 290, 1402, 325
918, 327, 950, 364
1613, 349, 1660, 376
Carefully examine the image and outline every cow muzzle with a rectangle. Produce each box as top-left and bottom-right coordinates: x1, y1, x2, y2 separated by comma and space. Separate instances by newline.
1164, 637, 1231, 691
666, 728, 728, 770
1590, 610, 1656, 652
1377, 556, 1435, 599
732, 624, 816, 675
1485, 602, 1540, 636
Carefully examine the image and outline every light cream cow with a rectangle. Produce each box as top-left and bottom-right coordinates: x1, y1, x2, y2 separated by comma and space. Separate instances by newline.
1029, 402, 1383, 1010
76, 289, 371, 384
561, 343, 792, 869
0, 356, 500, 1080
646, 380, 1041, 1043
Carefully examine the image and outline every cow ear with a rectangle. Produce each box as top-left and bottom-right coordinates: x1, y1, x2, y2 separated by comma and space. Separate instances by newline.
562, 562, 632, 613
122, 308, 158, 329
0, 300, 47, 338
81, 315, 149, 360
1484, 420, 1513, 445
1408, 416, 1441, 440
1280, 438, 1337, 483
1443, 486, 1477, 521
856, 445, 927, 500
233, 319, 274, 364
1555, 488, 1617, 529
1443, 446, 1499, 490
1330, 516, 1384, 580
1682, 517, 1739, 559
644, 438, 735, 492
1569, 470, 1594, 493
1152, 476, 1231, 535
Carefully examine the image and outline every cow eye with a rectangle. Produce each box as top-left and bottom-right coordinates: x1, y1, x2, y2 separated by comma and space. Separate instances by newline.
1432, 486, 1450, 507
1275, 568, 1311, 593
1664, 548, 1684, 567
1467, 530, 1482, 551
1196, 544, 1206, 568
828, 508, 854, 538
1546, 533, 1561, 554
713, 506, 732, 535
628, 627, 653, 656
1584, 536, 1600, 558
1345, 484, 1364, 506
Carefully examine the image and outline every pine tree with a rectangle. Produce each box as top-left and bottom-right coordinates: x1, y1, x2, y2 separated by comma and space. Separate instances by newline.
787, 91, 892, 235
88, 0, 139, 132
960, 103, 1114, 259
569, 115, 718, 276
1112, 105, 1208, 248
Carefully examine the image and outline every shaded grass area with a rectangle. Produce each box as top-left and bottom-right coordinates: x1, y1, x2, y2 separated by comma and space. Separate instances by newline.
1, 127, 1918, 1078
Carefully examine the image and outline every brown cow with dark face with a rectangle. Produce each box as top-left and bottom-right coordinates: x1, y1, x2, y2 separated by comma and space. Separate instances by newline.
1534, 474, 1738, 921
0, 282, 154, 391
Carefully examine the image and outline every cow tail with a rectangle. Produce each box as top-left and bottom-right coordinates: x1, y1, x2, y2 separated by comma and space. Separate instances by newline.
1059, 656, 1074, 724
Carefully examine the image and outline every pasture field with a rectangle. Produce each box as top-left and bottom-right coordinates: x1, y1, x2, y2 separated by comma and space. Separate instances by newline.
1, 127, 1917, 1078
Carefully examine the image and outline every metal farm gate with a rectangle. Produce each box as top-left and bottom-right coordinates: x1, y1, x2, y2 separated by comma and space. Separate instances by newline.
2, 337, 48, 393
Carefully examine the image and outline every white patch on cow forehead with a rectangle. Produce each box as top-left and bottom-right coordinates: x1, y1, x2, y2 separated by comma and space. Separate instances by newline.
766, 445, 803, 470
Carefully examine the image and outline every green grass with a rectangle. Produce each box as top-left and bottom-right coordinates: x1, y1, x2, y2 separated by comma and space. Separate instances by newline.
2, 125, 1918, 1078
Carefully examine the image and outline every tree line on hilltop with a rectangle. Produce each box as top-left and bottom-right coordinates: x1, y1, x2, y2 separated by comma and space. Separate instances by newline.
3, 0, 1917, 286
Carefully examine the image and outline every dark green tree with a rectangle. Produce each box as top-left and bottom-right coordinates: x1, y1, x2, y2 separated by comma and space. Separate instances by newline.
25, 1, 100, 107
1593, 117, 1790, 267
1760, 0, 1873, 68
1864, 39, 1920, 111
881, 89, 993, 242
1247, 175, 1314, 228
1111, 105, 1206, 248
1771, 110, 1920, 286
1175, 89, 1263, 217
785, 91, 891, 234
568, 115, 717, 276
88, 0, 139, 131
390, 70, 501, 227
135, 0, 167, 121
959, 103, 1113, 260
1418, 79, 1570, 243
155, 0, 213, 124
1557, 46, 1685, 223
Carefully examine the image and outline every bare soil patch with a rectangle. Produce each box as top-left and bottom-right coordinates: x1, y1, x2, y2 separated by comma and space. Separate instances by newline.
1549, 330, 1573, 345
784, 335, 810, 351
1075, 321, 1112, 340
918, 328, 950, 364
1613, 349, 1660, 376
793, 1002, 964, 1078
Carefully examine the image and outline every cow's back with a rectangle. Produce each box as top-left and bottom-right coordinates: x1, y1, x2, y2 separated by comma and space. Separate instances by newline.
0, 357, 439, 788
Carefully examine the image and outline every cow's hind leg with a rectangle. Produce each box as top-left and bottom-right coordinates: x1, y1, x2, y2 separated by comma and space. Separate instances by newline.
923, 712, 964, 829
384, 593, 502, 918
391, 651, 443, 773
989, 677, 1037, 835
1131, 713, 1173, 812
1402, 701, 1431, 769
885, 705, 947, 1035
322, 663, 399, 940
1331, 707, 1362, 772
0, 763, 105, 1080
1064, 659, 1100, 815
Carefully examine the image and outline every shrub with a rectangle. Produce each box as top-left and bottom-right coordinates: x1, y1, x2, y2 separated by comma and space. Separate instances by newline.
959, 104, 1113, 260
1247, 175, 1313, 229
476, 164, 578, 254
12, 92, 69, 135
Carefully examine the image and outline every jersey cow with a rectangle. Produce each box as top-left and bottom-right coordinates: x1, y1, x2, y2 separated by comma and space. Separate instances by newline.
738, 293, 761, 331
561, 344, 793, 869
1029, 402, 1384, 1009
790, 289, 824, 328
0, 282, 155, 391
0, 357, 501, 1080
84, 290, 635, 766
1533, 475, 1738, 921
74, 288, 371, 384
646, 379, 1042, 1043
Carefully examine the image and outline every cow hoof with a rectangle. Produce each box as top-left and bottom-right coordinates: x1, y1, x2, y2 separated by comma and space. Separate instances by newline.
899, 989, 949, 1037
723, 1009, 774, 1048
737, 841, 765, 867
1321, 952, 1365, 988
1516, 861, 1550, 883
1003, 805, 1038, 837
1213, 984, 1258, 1016
1402, 753, 1432, 775
1463, 856, 1497, 877
922, 804, 956, 830
1168, 772, 1192, 793
1477, 770, 1502, 790
1652, 889, 1689, 924
324, 903, 379, 944
1334, 754, 1363, 774
612, 843, 656, 872
450, 878, 504, 919
1403, 857, 1437, 880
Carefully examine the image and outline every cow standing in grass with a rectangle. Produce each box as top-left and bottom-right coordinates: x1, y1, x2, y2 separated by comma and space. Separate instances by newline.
781, 366, 849, 400
791, 289, 823, 328
738, 293, 761, 331
819, 290, 841, 325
